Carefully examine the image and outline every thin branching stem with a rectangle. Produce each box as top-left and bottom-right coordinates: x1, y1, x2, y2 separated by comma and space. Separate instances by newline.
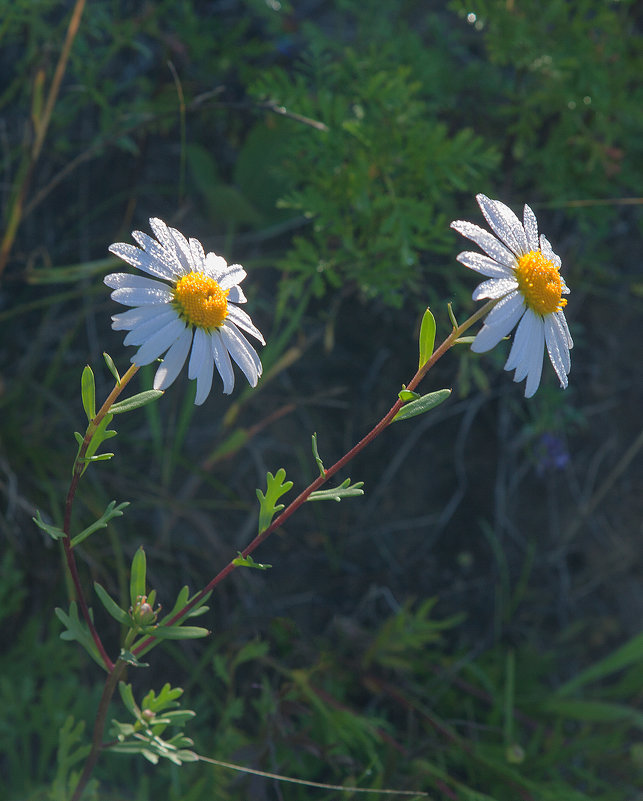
134, 299, 498, 644
62, 364, 140, 671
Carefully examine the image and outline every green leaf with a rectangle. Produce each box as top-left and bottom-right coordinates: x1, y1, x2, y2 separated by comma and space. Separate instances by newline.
55, 603, 104, 669
542, 698, 643, 729
33, 510, 66, 541
74, 412, 118, 476
256, 468, 293, 534
81, 365, 96, 422
556, 630, 643, 697
130, 547, 147, 606
70, 500, 129, 547
141, 625, 210, 640
110, 390, 164, 414
94, 582, 130, 625
308, 478, 365, 502
447, 302, 458, 329
233, 553, 272, 570
418, 307, 436, 369
398, 388, 420, 402
311, 432, 325, 476
103, 352, 121, 383
119, 650, 149, 668
392, 389, 451, 422
118, 681, 138, 716
454, 336, 476, 345
158, 588, 211, 627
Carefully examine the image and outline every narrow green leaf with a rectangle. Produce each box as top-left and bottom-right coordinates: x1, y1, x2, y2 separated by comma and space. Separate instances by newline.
103, 352, 121, 383
447, 302, 458, 329
392, 389, 451, 422
70, 500, 129, 547
308, 478, 365, 502
142, 625, 210, 640
94, 582, 130, 625
418, 308, 436, 369
542, 698, 643, 729
557, 630, 643, 697
33, 510, 66, 541
454, 336, 476, 345
130, 547, 147, 606
81, 365, 96, 422
311, 432, 325, 476
398, 388, 420, 402
110, 390, 164, 414
233, 553, 272, 570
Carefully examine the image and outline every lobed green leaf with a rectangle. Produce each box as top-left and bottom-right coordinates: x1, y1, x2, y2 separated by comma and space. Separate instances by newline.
33, 510, 66, 541
70, 500, 129, 547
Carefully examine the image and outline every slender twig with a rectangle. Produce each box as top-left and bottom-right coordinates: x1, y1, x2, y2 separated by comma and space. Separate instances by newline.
0, 0, 87, 278
70, 659, 127, 801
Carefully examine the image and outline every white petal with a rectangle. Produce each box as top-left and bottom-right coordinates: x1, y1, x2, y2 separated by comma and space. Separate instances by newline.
226, 304, 265, 344
555, 309, 573, 349
211, 330, 235, 394
472, 277, 518, 300
148, 219, 188, 276
482, 291, 525, 330
539, 235, 561, 268
153, 327, 193, 389
505, 311, 544, 397
130, 231, 183, 277
544, 316, 569, 388
189, 237, 206, 272
523, 204, 539, 252
218, 264, 247, 291
109, 242, 177, 281
168, 226, 194, 272
132, 318, 186, 366
456, 251, 514, 279
476, 194, 527, 256
104, 272, 168, 291
111, 304, 167, 331
204, 252, 229, 282
450, 221, 516, 268
227, 285, 247, 304
105, 273, 173, 305
124, 309, 177, 346
219, 322, 262, 386
193, 343, 215, 405
471, 304, 523, 352
188, 326, 208, 380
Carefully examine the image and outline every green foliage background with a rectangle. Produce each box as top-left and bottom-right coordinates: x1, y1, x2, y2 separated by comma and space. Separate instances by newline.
0, 1, 641, 799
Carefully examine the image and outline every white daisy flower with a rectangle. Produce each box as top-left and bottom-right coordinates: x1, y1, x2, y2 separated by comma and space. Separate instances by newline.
451, 194, 573, 398
105, 218, 265, 405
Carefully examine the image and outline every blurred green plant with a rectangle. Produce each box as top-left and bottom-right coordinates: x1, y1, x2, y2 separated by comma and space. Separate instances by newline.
1, 0, 641, 799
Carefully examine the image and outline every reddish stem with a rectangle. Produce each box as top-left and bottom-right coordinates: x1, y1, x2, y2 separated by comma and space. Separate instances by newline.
133, 299, 496, 654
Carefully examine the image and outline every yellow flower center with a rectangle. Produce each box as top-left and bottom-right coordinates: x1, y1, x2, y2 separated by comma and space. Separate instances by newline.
514, 250, 567, 316
172, 272, 229, 329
